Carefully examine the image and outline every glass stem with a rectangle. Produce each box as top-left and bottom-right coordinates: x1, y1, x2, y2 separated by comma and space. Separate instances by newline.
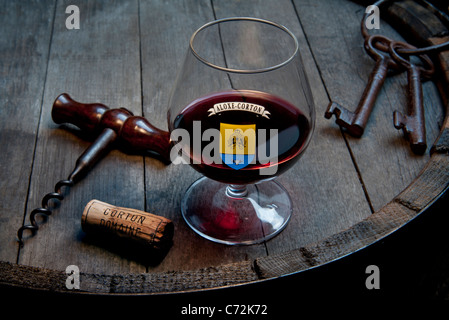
226, 184, 248, 198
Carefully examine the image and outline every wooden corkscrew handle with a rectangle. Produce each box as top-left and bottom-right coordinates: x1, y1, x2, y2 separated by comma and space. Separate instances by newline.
52, 93, 171, 162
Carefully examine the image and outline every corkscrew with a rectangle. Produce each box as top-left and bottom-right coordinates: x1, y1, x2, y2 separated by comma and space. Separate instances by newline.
17, 93, 171, 247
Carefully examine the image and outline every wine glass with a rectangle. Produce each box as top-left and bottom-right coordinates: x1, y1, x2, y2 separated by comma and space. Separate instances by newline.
167, 17, 315, 245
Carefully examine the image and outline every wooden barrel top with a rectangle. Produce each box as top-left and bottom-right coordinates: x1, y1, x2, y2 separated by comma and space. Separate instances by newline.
1, 0, 448, 298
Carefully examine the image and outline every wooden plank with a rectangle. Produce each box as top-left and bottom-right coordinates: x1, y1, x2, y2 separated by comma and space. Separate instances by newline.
0, 1, 55, 263
211, 0, 372, 254
0, 259, 258, 294
294, 0, 444, 212
139, 0, 268, 271
17, 0, 146, 274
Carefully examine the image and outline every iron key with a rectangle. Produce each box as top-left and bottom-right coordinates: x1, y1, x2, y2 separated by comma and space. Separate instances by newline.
389, 42, 435, 154
325, 35, 401, 137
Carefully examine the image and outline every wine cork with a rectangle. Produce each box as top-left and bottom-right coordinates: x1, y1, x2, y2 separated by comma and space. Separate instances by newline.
82, 200, 173, 250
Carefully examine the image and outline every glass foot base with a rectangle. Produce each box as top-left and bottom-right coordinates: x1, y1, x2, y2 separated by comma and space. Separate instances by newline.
181, 177, 292, 245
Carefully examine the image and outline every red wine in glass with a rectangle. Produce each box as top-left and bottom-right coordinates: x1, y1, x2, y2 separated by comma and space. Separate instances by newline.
172, 89, 311, 184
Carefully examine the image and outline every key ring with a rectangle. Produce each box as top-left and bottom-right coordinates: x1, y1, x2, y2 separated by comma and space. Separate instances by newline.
364, 34, 401, 70
362, 0, 449, 56
388, 41, 435, 79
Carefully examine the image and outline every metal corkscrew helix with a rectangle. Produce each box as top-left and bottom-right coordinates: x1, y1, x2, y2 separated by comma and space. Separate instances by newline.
17, 180, 74, 247
17, 93, 171, 247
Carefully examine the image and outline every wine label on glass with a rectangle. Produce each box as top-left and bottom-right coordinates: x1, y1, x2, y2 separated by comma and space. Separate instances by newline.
219, 123, 256, 170
208, 101, 271, 119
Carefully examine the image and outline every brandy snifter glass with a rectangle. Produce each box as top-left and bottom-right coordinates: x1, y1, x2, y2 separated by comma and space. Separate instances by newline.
167, 17, 315, 245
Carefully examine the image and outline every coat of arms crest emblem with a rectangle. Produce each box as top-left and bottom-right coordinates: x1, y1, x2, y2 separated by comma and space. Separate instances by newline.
219, 123, 256, 170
